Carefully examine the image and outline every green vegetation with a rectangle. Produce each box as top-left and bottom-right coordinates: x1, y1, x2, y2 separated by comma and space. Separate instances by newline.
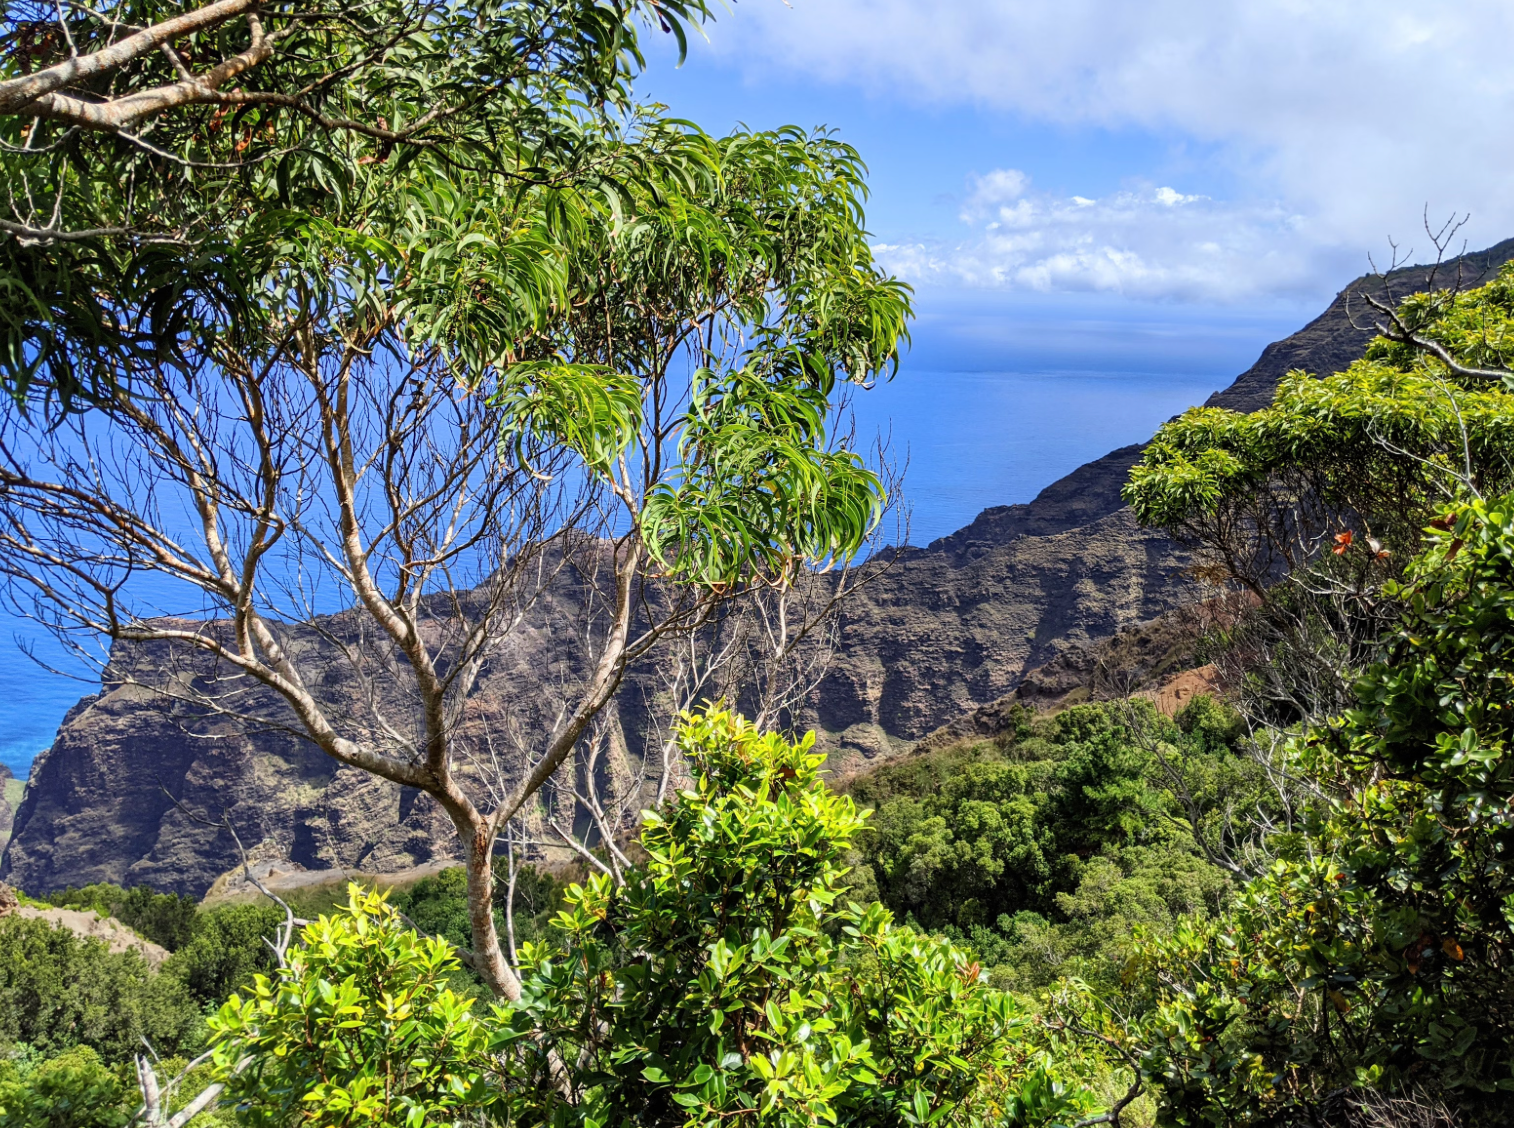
0, 889, 283, 1065
1125, 264, 1514, 594
165, 904, 289, 1009
44, 884, 200, 951
13, 472, 1514, 1123
0, 887, 283, 1124
844, 698, 1250, 995
9, 0, 1514, 1118
209, 712, 1109, 1127
1100, 265, 1514, 1122
31, 884, 286, 1015
0, 1046, 132, 1128
211, 889, 497, 1127
391, 863, 572, 960
1117, 493, 1514, 1124
0, 915, 201, 1064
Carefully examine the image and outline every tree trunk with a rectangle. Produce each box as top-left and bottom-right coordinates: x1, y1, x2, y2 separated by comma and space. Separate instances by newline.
462, 824, 522, 1001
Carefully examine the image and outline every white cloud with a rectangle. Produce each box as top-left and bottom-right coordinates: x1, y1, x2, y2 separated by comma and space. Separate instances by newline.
695, 0, 1514, 301
958, 168, 1029, 222
877, 178, 1318, 302
1153, 187, 1198, 207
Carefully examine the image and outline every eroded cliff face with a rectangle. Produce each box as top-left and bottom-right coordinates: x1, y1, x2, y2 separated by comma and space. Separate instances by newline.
809, 507, 1191, 769
8, 241, 1514, 896
4, 684, 459, 896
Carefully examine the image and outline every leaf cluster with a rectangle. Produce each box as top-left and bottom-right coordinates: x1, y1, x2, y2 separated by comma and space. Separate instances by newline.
208, 710, 1112, 1127
1125, 263, 1514, 595
211, 887, 504, 1126
1, 0, 709, 408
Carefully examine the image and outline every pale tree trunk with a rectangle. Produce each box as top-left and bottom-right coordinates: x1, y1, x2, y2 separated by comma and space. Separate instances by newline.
458, 817, 520, 1000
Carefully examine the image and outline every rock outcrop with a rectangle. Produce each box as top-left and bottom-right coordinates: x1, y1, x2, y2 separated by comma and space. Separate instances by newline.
7, 240, 1514, 897
2, 683, 464, 897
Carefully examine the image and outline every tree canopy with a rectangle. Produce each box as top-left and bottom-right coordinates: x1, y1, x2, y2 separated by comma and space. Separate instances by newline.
0, 0, 708, 406
0, 0, 910, 1009
1124, 263, 1514, 597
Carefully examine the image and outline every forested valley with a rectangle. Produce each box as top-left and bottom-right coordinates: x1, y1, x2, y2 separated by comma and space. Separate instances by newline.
5, 0, 1514, 1124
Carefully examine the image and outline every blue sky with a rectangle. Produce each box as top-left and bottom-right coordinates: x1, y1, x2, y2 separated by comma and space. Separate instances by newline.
635, 0, 1514, 310
623, 0, 1514, 536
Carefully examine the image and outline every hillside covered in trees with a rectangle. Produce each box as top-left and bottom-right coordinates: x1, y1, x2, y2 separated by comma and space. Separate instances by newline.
5, 0, 1514, 1122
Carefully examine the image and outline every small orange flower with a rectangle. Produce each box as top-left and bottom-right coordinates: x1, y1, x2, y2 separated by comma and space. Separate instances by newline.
1333, 530, 1354, 555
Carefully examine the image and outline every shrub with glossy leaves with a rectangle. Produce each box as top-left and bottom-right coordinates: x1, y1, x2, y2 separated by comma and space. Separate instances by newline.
209, 888, 504, 1127
1126, 494, 1514, 1123
503, 709, 1101, 1128
210, 710, 1113, 1127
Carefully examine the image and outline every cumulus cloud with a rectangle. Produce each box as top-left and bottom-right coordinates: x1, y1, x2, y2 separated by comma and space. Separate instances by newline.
877, 170, 1322, 302
958, 169, 1029, 222
693, 0, 1514, 301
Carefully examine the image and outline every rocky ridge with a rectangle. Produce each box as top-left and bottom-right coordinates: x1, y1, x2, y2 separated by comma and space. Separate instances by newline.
6, 241, 1514, 897
0, 764, 18, 857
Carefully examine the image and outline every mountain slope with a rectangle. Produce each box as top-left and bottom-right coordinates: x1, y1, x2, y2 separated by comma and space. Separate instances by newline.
8, 241, 1514, 896
802, 238, 1514, 765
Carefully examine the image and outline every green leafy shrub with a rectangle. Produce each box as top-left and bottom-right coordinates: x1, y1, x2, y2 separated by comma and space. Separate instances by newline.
1127, 493, 1514, 1123
0, 916, 202, 1064
210, 710, 1114, 1127
844, 699, 1253, 994
501, 709, 1102, 1127
23, 885, 281, 1010
0, 1046, 131, 1128
163, 904, 285, 1009
210, 888, 502, 1127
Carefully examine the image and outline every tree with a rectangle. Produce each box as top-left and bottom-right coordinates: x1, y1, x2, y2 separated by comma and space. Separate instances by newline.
0, 0, 708, 405
1112, 493, 1514, 1124
1124, 257, 1514, 732
0, 113, 909, 1003
207, 710, 1107, 1128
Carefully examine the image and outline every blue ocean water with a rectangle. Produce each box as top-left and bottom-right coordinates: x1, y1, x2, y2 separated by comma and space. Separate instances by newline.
0, 291, 1309, 779
848, 367, 1223, 548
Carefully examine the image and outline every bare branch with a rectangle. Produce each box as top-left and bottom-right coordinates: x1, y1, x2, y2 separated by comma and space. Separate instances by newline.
0, 0, 261, 116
